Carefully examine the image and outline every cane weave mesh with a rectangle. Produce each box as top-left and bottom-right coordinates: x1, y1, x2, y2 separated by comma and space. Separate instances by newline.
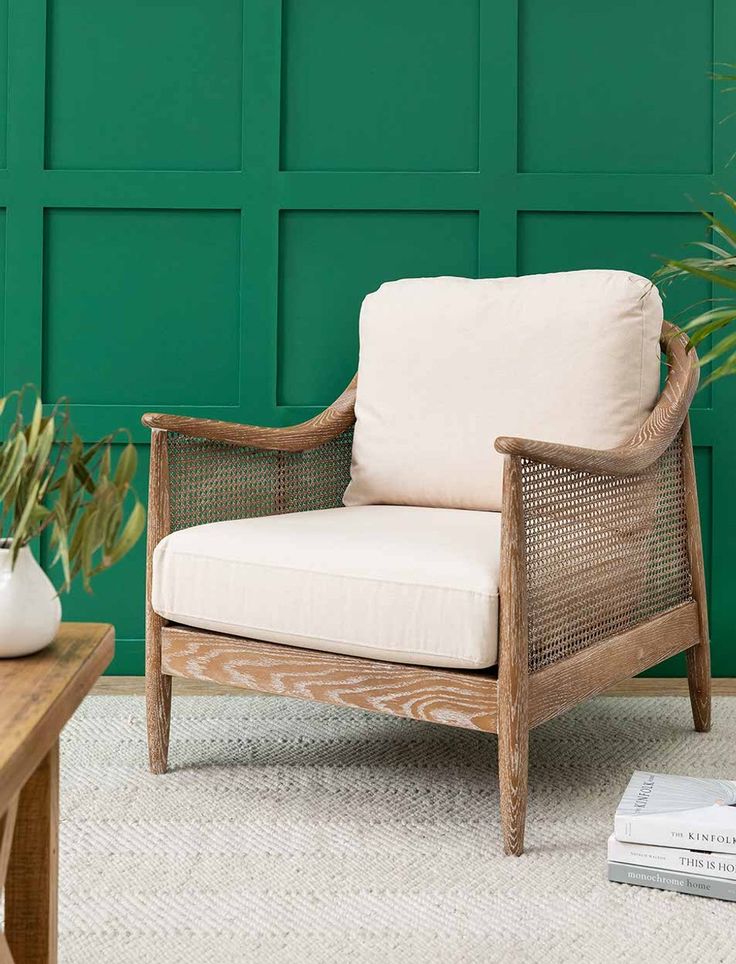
166, 428, 354, 532
520, 433, 692, 672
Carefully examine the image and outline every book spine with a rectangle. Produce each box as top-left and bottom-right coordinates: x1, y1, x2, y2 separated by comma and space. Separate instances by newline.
608, 836, 736, 881
608, 861, 736, 902
614, 814, 736, 856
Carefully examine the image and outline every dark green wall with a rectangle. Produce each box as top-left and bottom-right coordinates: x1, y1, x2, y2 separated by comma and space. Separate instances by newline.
3, 1, 734, 674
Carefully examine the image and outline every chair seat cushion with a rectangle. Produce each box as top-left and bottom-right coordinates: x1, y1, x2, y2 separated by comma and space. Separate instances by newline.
152, 505, 501, 669
343, 270, 663, 511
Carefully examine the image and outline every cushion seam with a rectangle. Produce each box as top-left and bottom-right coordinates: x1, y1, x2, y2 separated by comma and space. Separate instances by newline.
152, 608, 496, 668
157, 547, 499, 598
637, 284, 647, 422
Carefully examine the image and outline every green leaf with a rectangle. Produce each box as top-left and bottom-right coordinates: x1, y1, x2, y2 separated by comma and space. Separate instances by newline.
27, 504, 50, 530
80, 435, 113, 465
31, 418, 55, 480
701, 349, 736, 388
688, 240, 734, 260
104, 500, 145, 567
11, 478, 40, 559
661, 257, 736, 292
103, 502, 123, 552
715, 191, 736, 218
698, 329, 736, 366
701, 203, 736, 247
69, 433, 83, 463
26, 395, 43, 450
113, 443, 137, 491
80, 508, 102, 591
50, 520, 71, 591
99, 445, 111, 482
683, 310, 736, 350
72, 459, 96, 495
0, 433, 27, 501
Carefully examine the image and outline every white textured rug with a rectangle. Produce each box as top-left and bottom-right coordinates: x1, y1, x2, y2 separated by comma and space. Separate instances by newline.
59, 695, 736, 964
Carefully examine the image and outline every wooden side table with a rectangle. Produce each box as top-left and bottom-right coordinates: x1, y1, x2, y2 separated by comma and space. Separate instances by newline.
0, 623, 114, 964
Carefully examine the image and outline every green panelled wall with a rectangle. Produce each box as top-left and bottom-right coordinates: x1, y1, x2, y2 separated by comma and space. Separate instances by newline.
1, 1, 734, 674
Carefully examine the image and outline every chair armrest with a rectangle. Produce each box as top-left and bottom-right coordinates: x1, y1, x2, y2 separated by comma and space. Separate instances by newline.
142, 377, 357, 452
498, 328, 698, 674
144, 378, 356, 532
494, 323, 698, 477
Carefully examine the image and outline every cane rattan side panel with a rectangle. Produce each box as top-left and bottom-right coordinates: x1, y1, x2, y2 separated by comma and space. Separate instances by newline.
166, 428, 353, 531
521, 433, 692, 672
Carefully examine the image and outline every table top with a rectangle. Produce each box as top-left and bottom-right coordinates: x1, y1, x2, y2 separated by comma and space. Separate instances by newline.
0, 623, 114, 813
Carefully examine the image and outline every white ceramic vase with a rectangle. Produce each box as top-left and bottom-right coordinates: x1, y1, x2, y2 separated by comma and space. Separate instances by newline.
0, 543, 61, 657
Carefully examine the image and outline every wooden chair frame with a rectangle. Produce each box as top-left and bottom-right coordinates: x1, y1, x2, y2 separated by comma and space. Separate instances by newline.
142, 322, 709, 855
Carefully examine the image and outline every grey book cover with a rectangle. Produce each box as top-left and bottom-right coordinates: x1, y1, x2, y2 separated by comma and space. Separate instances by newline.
608, 861, 736, 902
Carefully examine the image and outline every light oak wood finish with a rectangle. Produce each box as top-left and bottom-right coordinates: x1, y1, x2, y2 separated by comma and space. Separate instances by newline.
5, 745, 59, 964
146, 429, 172, 774
0, 623, 113, 963
142, 377, 357, 452
143, 322, 711, 855
161, 625, 498, 731
159, 604, 702, 737
497, 457, 529, 856
527, 603, 699, 728
0, 624, 113, 818
606, 678, 734, 697
92, 676, 736, 697
0, 937, 13, 964
681, 416, 711, 732
0, 795, 18, 894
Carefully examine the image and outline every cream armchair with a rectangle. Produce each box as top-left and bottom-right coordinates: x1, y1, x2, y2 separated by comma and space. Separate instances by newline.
142, 271, 708, 855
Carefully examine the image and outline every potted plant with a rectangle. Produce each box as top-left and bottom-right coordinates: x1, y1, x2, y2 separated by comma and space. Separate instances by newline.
0, 386, 145, 657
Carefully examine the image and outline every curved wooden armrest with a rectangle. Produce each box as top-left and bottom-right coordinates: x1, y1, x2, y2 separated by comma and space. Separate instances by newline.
494, 323, 699, 477
142, 377, 357, 452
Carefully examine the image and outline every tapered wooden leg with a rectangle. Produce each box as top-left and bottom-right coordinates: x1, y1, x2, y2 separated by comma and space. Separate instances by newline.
146, 612, 172, 774
498, 709, 529, 856
682, 417, 711, 734
687, 641, 711, 733
5, 742, 59, 963
146, 428, 172, 774
497, 456, 530, 856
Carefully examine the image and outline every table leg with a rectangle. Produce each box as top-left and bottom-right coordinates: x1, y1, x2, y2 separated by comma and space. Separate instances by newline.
0, 792, 19, 962
5, 742, 59, 964
0, 936, 16, 964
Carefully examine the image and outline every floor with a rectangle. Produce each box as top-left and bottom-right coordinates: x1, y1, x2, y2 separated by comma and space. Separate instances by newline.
58, 694, 735, 963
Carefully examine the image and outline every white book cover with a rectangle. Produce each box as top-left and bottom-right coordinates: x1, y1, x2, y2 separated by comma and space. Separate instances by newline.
608, 834, 736, 881
614, 771, 736, 854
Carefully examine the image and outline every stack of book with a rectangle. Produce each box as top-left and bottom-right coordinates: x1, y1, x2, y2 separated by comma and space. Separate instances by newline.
608, 771, 736, 902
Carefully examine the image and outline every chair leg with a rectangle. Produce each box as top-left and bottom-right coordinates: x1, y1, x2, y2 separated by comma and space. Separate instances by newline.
146, 427, 172, 773
681, 417, 711, 734
146, 612, 172, 774
498, 716, 529, 856
497, 455, 530, 855
687, 640, 711, 733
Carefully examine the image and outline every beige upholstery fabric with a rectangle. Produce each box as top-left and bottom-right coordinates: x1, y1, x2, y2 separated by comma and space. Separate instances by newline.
152, 505, 501, 669
343, 270, 663, 511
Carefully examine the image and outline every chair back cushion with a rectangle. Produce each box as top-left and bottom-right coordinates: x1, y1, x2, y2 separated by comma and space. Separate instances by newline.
343, 270, 663, 511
